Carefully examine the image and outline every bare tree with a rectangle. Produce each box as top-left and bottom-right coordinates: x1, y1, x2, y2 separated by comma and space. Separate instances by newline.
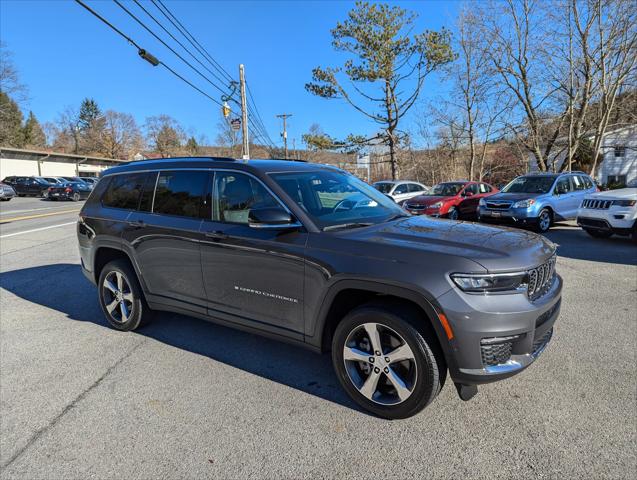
99, 110, 144, 159
215, 114, 239, 158
0, 42, 28, 104
587, 0, 637, 175
145, 115, 186, 157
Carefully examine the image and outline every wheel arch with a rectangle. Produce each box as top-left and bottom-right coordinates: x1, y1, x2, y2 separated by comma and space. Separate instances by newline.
313, 279, 456, 369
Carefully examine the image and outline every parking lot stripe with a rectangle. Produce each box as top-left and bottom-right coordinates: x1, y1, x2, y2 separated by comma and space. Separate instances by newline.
0, 221, 77, 238
0, 209, 80, 224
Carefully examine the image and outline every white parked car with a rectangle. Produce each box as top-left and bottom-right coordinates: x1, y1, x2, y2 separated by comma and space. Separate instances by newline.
576, 187, 637, 242
372, 180, 429, 204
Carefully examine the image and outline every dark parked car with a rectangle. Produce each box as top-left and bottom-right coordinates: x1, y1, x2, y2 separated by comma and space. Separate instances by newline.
0, 182, 16, 201
78, 158, 561, 419
404, 181, 498, 220
61, 176, 89, 184
47, 181, 92, 201
1, 176, 52, 197
42, 176, 65, 185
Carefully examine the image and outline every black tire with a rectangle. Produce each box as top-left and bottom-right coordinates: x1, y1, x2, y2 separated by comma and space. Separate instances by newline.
447, 207, 459, 220
632, 224, 637, 244
98, 259, 153, 331
535, 208, 552, 233
583, 228, 613, 239
331, 302, 446, 419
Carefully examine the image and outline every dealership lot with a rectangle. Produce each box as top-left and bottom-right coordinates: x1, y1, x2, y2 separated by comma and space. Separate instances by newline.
0, 197, 635, 479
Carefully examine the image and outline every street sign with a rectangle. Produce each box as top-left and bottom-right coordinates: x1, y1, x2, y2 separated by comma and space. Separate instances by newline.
230, 118, 241, 131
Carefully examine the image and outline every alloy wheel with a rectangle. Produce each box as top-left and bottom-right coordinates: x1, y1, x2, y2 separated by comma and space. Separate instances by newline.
343, 322, 417, 405
539, 211, 551, 231
102, 271, 134, 323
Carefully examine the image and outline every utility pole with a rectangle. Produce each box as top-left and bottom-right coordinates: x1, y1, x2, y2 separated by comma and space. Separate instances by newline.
276, 113, 292, 159
239, 64, 249, 160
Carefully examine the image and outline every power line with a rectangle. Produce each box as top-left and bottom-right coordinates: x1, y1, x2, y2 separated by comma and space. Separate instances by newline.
152, 0, 235, 84
113, 0, 236, 102
74, 0, 224, 108
131, 0, 232, 90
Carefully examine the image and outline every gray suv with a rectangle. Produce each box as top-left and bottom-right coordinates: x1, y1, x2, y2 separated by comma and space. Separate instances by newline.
77, 158, 561, 419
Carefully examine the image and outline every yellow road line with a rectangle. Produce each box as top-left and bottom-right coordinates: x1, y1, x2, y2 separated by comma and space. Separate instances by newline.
0, 208, 81, 224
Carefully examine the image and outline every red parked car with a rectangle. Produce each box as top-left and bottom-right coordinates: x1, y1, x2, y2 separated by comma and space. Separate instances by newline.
403, 181, 499, 220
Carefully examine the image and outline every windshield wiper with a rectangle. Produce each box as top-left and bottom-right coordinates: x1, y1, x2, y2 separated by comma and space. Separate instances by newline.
323, 222, 374, 232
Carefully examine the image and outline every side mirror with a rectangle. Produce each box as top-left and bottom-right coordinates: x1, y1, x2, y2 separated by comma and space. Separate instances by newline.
248, 207, 301, 229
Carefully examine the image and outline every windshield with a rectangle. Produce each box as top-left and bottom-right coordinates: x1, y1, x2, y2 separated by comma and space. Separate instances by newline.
271, 170, 406, 230
502, 176, 556, 194
373, 182, 394, 194
423, 183, 465, 196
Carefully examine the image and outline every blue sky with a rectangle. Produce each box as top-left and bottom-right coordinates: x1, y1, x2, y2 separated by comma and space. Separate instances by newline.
1, 0, 460, 148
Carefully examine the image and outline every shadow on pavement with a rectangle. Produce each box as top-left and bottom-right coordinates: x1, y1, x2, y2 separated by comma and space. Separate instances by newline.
0, 264, 358, 413
543, 223, 637, 266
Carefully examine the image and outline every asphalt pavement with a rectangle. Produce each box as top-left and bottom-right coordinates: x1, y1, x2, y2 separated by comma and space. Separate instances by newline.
0, 197, 635, 479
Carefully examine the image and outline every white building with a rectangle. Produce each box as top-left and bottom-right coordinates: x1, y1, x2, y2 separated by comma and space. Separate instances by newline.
528, 124, 637, 186
0, 147, 129, 179
597, 125, 637, 186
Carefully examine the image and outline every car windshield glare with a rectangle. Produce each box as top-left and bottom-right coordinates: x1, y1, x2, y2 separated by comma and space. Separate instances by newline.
502, 176, 556, 194
271, 170, 406, 230
425, 183, 465, 196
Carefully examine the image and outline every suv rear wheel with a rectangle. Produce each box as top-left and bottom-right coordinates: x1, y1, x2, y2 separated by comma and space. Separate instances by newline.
98, 259, 152, 331
331, 303, 445, 419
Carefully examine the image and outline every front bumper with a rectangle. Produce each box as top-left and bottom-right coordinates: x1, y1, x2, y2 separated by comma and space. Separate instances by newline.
478, 206, 541, 226
437, 273, 562, 385
577, 207, 636, 233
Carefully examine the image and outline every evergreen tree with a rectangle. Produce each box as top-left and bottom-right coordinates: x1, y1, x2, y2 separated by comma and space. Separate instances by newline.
186, 136, 199, 155
0, 92, 24, 147
78, 98, 101, 131
22, 111, 46, 147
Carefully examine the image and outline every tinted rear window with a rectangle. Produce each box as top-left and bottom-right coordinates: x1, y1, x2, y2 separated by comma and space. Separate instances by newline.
101, 173, 150, 210
153, 170, 207, 218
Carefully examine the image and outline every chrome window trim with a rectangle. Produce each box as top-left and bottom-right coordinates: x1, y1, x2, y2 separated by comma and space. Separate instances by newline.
102, 167, 305, 228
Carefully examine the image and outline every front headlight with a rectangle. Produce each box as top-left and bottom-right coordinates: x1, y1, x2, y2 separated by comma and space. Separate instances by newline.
450, 272, 528, 293
513, 199, 536, 208
479, 198, 486, 206
431, 201, 443, 208
612, 199, 637, 207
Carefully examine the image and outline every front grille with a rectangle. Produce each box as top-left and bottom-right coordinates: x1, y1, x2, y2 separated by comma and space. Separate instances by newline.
527, 255, 556, 301
532, 328, 553, 356
485, 201, 513, 210
577, 217, 611, 230
406, 203, 425, 210
480, 340, 513, 366
581, 199, 611, 209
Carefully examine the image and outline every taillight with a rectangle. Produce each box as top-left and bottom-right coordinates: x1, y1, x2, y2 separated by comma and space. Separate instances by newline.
48, 187, 53, 191
65, 187, 72, 193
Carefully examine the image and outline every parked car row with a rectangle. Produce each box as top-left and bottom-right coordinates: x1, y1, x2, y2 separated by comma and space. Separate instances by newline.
0, 175, 98, 200
374, 171, 636, 241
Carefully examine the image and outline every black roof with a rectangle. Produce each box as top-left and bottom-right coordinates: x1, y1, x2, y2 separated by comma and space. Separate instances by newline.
102, 157, 337, 176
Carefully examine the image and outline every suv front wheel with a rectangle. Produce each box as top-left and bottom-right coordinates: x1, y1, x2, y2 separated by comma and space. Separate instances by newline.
331, 303, 445, 419
535, 208, 552, 233
98, 259, 152, 331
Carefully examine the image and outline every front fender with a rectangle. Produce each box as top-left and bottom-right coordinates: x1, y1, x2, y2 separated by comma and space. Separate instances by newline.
307, 277, 457, 372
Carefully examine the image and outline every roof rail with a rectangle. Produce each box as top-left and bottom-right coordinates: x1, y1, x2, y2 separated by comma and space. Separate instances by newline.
128, 156, 237, 164
267, 157, 308, 163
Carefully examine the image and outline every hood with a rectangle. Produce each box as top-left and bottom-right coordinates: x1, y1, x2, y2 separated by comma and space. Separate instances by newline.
340, 216, 556, 272
586, 188, 637, 200
485, 192, 544, 202
406, 195, 451, 206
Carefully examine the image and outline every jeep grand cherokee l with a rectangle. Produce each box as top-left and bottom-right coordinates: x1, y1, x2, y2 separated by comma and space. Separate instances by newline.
77, 157, 561, 419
